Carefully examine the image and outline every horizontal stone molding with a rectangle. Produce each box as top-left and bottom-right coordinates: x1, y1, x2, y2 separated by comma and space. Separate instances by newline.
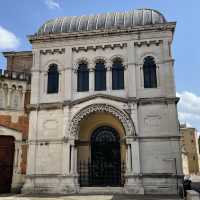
27, 96, 179, 111
122, 135, 181, 142
140, 173, 184, 178
26, 174, 66, 178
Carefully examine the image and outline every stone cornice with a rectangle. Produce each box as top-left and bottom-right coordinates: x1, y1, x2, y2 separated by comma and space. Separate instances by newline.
40, 48, 65, 55
137, 97, 179, 105
72, 43, 127, 52
28, 22, 176, 44
134, 40, 163, 47
27, 95, 179, 111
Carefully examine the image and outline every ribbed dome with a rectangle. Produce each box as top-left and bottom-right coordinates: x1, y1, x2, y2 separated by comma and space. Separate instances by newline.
38, 9, 166, 35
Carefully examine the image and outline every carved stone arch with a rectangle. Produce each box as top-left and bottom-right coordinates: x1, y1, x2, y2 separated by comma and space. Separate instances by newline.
92, 56, 108, 65
139, 52, 160, 66
76, 57, 89, 65
110, 54, 126, 64
69, 103, 136, 139
43, 60, 63, 72
109, 55, 128, 70
3, 83, 8, 89
73, 57, 90, 72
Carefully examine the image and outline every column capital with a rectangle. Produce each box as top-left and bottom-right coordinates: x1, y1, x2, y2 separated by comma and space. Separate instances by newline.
88, 62, 95, 71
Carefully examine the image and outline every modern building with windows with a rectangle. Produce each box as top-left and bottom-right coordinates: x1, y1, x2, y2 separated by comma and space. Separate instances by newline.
0, 8, 182, 195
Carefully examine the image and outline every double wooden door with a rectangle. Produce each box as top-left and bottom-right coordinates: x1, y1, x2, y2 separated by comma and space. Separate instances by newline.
0, 136, 15, 193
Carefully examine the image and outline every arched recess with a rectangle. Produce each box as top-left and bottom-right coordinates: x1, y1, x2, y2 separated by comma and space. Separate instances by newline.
69, 103, 135, 139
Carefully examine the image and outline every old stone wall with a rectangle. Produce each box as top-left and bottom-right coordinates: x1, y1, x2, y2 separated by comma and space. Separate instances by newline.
3, 51, 32, 73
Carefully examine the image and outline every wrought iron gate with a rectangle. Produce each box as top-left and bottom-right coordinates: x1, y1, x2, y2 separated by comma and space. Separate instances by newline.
78, 126, 125, 187
78, 160, 125, 187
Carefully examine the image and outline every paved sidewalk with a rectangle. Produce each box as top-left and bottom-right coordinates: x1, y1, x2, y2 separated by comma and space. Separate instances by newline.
0, 194, 183, 200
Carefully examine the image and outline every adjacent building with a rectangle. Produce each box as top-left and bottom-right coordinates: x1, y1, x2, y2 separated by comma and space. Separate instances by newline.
0, 51, 31, 193
180, 124, 200, 175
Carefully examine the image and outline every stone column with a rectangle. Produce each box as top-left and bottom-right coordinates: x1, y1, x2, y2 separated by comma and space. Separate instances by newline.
11, 140, 23, 192
7, 88, 12, 107
89, 63, 94, 93
30, 50, 40, 104
65, 139, 79, 192
106, 62, 112, 92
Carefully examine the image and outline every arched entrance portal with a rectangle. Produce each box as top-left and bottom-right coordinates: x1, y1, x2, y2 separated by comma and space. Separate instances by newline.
0, 136, 15, 193
91, 126, 121, 186
77, 111, 126, 187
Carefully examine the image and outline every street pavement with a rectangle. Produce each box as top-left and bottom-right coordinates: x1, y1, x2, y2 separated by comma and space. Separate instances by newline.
0, 194, 183, 200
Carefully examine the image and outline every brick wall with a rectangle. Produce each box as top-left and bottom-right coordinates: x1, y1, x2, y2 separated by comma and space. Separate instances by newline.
0, 115, 29, 174
3, 51, 32, 73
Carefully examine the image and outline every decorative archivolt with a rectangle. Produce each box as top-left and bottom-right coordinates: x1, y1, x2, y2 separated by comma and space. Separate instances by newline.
73, 55, 128, 71
69, 103, 135, 138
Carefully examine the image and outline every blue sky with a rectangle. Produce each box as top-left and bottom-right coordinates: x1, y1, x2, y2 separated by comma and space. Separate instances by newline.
0, 0, 200, 132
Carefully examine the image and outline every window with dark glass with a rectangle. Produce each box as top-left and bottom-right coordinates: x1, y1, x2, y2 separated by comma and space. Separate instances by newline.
47, 64, 59, 94
143, 56, 157, 88
95, 60, 106, 91
112, 58, 124, 90
77, 62, 89, 92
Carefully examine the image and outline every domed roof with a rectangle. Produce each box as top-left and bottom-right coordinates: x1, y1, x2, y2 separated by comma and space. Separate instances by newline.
38, 9, 166, 35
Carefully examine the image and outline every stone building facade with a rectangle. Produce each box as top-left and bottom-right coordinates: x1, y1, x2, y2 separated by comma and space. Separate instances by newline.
0, 8, 183, 195
180, 124, 200, 174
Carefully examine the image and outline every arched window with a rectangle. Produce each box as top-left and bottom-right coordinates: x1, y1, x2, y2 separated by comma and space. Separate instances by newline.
77, 62, 89, 92
47, 64, 59, 94
95, 60, 106, 91
10, 85, 18, 109
143, 56, 157, 88
112, 58, 124, 90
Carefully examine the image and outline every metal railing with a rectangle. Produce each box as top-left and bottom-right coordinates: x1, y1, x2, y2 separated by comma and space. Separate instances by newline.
78, 160, 126, 187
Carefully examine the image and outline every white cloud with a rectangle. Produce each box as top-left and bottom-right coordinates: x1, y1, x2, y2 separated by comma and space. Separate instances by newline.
45, 0, 60, 9
0, 26, 20, 50
177, 91, 200, 131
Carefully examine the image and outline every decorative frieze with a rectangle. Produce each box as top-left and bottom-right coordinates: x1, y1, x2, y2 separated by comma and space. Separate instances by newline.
72, 43, 127, 52
134, 40, 163, 47
40, 48, 65, 55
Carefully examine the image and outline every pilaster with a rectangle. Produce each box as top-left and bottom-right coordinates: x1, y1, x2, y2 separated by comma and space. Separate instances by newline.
64, 48, 72, 100
127, 41, 136, 97
124, 137, 144, 194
